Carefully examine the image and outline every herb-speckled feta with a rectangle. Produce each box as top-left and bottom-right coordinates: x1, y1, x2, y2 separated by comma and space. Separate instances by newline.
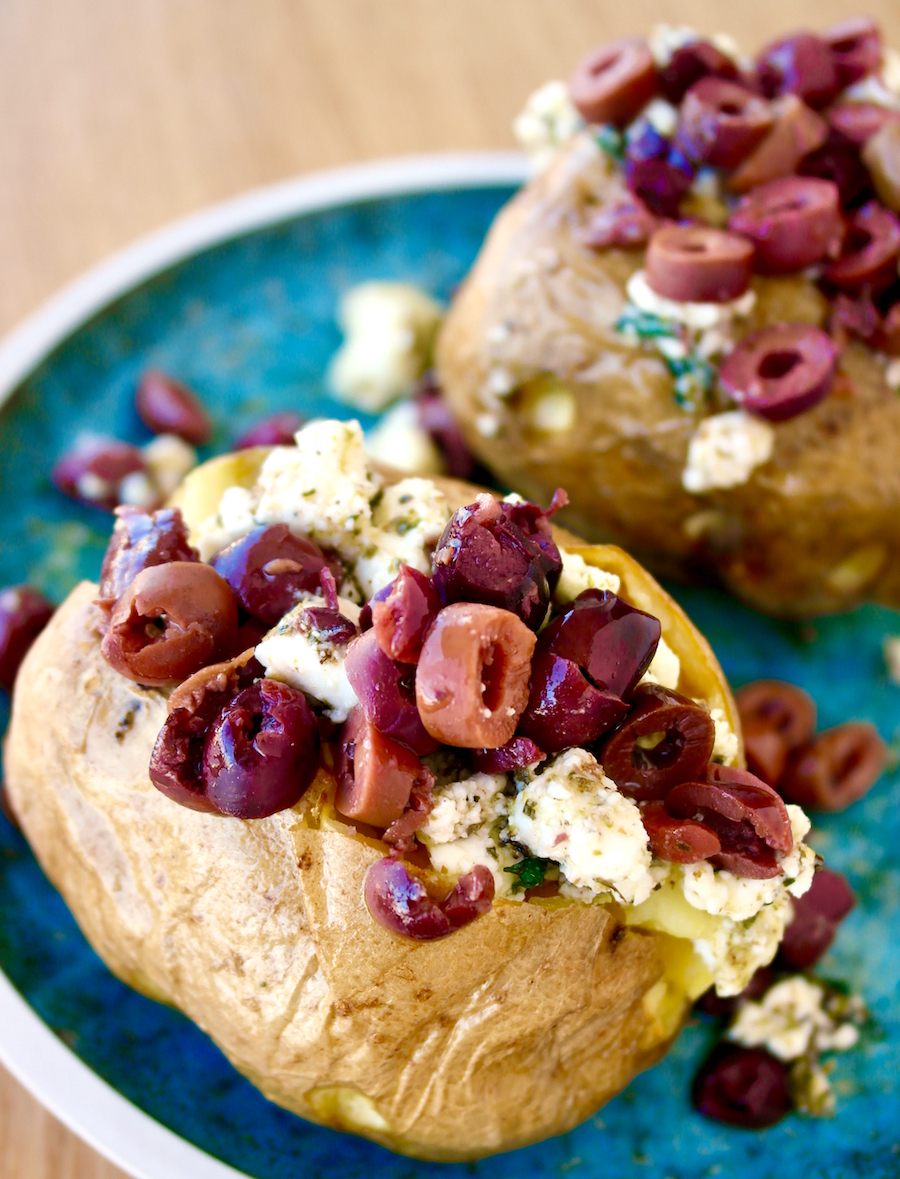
509, 749, 655, 904
710, 707, 739, 765
682, 410, 775, 493
354, 477, 451, 598
626, 270, 757, 331
729, 975, 862, 1060
419, 774, 520, 897
256, 596, 362, 722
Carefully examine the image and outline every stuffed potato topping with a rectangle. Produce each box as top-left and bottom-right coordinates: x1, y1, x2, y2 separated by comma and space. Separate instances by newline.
6, 420, 818, 1159
436, 19, 900, 617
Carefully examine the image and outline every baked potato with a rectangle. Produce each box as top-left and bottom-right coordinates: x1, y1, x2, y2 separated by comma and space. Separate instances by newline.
5, 421, 816, 1160
435, 21, 900, 618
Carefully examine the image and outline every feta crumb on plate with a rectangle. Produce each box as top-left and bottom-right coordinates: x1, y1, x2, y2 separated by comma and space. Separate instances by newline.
729, 975, 862, 1061
682, 410, 775, 493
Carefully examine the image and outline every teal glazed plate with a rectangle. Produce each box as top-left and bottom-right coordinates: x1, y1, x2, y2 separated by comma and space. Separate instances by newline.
0, 155, 898, 1179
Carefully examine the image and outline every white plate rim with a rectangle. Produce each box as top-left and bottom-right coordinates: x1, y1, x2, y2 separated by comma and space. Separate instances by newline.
0, 150, 529, 1179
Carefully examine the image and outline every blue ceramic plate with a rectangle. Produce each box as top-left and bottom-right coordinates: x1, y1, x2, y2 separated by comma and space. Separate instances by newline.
0, 155, 898, 1179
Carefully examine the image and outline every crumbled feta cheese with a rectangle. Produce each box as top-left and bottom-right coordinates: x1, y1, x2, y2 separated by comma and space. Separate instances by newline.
883, 635, 900, 685
639, 636, 681, 691
885, 357, 900, 391
626, 270, 757, 330
364, 400, 446, 476
556, 548, 621, 603
844, 68, 900, 109
354, 477, 451, 598
513, 80, 583, 171
729, 976, 861, 1061
682, 410, 775, 493
693, 895, 791, 997
256, 596, 361, 722
710, 707, 739, 765
419, 774, 520, 897
509, 749, 655, 904
328, 283, 443, 412
142, 434, 197, 498
254, 420, 379, 555
640, 98, 679, 138
648, 24, 698, 67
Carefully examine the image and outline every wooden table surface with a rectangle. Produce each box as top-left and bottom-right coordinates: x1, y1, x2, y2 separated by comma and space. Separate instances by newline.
2, 1, 899, 1175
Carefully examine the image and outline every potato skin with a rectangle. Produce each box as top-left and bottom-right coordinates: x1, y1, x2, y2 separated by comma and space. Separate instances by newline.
4, 476, 739, 1160
435, 133, 900, 618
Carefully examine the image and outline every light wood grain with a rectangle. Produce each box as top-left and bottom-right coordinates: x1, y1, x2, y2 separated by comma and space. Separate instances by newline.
0, 1, 898, 1176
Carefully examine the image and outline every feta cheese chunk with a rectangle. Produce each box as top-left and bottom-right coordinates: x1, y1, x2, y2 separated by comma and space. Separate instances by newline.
513, 80, 583, 171
626, 270, 757, 331
508, 749, 655, 904
354, 477, 452, 598
419, 774, 520, 897
364, 400, 447, 476
256, 596, 361, 722
729, 976, 861, 1061
682, 410, 775, 493
556, 548, 621, 603
710, 707, 739, 765
639, 636, 681, 691
329, 282, 443, 412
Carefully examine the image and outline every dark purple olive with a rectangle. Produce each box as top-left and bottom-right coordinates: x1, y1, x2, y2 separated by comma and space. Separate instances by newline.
824, 201, 900, 292
625, 146, 694, 219
568, 36, 659, 128
828, 102, 899, 147
718, 324, 837, 422
639, 800, 721, 863
666, 765, 793, 879
372, 565, 440, 663
735, 679, 816, 787
781, 722, 886, 812
200, 679, 318, 818
365, 858, 494, 940
677, 78, 774, 170
414, 373, 488, 482
97, 506, 199, 612
799, 131, 873, 208
210, 524, 340, 627
646, 224, 753, 302
431, 494, 551, 631
822, 16, 883, 88
472, 736, 545, 774
135, 370, 212, 445
659, 40, 739, 104
582, 196, 658, 250
696, 966, 775, 1020
693, 1043, 792, 1128
298, 606, 358, 647
334, 706, 424, 828
0, 586, 54, 692
234, 412, 305, 450
756, 33, 840, 110
729, 177, 843, 274
541, 589, 660, 700
517, 646, 629, 753
344, 629, 439, 756
52, 437, 149, 511
500, 495, 563, 594
598, 684, 715, 801
777, 866, 856, 969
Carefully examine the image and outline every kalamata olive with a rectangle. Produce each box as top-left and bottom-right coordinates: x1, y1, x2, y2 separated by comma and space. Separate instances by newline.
693, 1043, 792, 1129
298, 606, 358, 647
542, 589, 660, 700
52, 436, 150, 511
659, 40, 739, 104
829, 291, 881, 349
414, 372, 488, 483
365, 858, 494, 940
344, 629, 439, 756
582, 196, 659, 250
645, 224, 753, 303
501, 493, 565, 594
822, 16, 883, 88
167, 647, 263, 715
97, 505, 199, 613
101, 561, 238, 687
799, 130, 873, 208
431, 494, 550, 631
828, 102, 900, 147
471, 736, 545, 774
729, 177, 843, 274
735, 679, 816, 787
862, 119, 900, 213
639, 800, 721, 864
824, 201, 900, 292
0, 586, 54, 692
210, 524, 339, 627
234, 411, 304, 450
666, 765, 793, 879
135, 370, 212, 445
518, 647, 628, 753
719, 324, 838, 422
777, 866, 856, 969
728, 96, 828, 193
625, 146, 694, 219
372, 565, 440, 664
696, 966, 775, 1020
382, 776, 435, 852
200, 678, 318, 818
334, 706, 426, 828
756, 33, 840, 110
781, 722, 886, 811
677, 79, 774, 170
416, 602, 536, 748
597, 684, 715, 801
568, 37, 659, 127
